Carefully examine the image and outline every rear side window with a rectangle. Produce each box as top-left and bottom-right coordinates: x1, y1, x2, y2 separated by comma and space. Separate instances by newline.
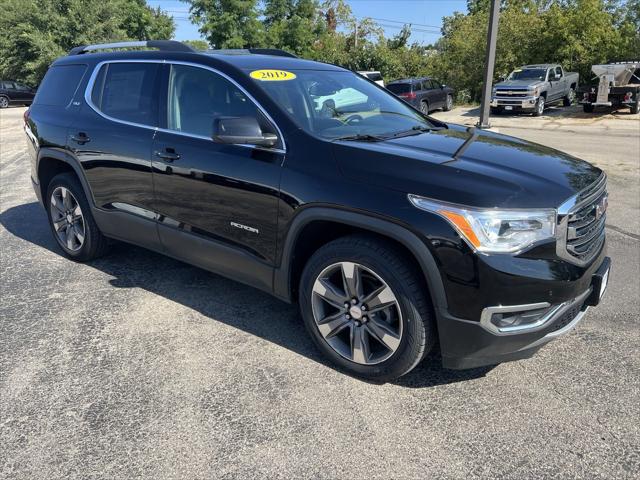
90, 62, 161, 126
34, 65, 87, 106
387, 83, 411, 94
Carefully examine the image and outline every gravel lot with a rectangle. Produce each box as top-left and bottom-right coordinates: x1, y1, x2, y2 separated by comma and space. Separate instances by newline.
1, 105, 639, 479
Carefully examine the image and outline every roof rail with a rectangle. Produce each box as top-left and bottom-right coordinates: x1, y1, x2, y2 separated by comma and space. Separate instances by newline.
68, 40, 195, 56
207, 48, 298, 58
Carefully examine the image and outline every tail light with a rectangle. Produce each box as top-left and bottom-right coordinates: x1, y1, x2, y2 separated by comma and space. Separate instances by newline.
400, 92, 417, 100
624, 92, 633, 102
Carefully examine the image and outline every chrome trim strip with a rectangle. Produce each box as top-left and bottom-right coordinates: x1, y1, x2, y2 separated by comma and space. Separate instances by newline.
83, 59, 286, 153
81, 41, 149, 52
479, 288, 592, 336
522, 307, 589, 351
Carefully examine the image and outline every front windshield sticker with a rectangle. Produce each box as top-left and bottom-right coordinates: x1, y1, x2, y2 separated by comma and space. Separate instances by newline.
250, 69, 297, 81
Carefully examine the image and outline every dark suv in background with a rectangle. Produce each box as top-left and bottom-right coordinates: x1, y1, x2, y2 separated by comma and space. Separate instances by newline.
25, 41, 610, 381
387, 77, 454, 114
0, 80, 36, 108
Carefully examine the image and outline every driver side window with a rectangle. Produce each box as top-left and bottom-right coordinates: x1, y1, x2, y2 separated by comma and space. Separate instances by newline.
167, 64, 276, 140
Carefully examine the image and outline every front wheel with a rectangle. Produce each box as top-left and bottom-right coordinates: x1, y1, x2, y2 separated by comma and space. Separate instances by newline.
46, 173, 109, 261
299, 235, 436, 382
533, 96, 545, 116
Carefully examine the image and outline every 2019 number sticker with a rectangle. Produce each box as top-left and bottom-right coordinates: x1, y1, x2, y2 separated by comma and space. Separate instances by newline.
250, 70, 297, 81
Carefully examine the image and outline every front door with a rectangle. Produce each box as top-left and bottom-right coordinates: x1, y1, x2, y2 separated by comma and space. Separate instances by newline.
151, 63, 284, 289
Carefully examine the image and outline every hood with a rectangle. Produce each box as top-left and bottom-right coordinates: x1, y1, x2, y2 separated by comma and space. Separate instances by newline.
495, 79, 543, 89
333, 124, 602, 209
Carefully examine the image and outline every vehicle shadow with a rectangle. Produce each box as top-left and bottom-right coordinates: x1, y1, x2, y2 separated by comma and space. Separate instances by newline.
1, 201, 493, 388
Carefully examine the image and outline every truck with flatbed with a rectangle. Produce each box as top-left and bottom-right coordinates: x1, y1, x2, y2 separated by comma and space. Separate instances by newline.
491, 64, 579, 116
578, 61, 640, 114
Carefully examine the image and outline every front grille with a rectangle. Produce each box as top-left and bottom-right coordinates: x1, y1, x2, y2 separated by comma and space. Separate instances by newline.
495, 90, 528, 98
563, 174, 607, 263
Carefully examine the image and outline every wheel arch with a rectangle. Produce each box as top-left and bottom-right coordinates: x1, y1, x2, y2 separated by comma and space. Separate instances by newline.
37, 149, 95, 208
273, 207, 448, 315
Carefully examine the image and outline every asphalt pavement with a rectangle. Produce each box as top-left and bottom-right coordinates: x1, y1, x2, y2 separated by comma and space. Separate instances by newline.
1, 105, 639, 479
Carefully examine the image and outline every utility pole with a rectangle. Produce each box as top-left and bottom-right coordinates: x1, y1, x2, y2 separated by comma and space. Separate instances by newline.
477, 0, 501, 129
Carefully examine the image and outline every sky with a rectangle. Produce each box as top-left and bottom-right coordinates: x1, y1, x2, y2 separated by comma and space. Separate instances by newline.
147, 0, 469, 46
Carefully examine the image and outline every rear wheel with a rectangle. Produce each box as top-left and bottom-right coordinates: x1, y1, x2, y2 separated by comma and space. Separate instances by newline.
583, 103, 594, 113
563, 88, 575, 107
533, 96, 545, 116
420, 100, 429, 115
631, 101, 639, 115
46, 173, 109, 261
0, 96, 9, 108
443, 94, 453, 111
299, 235, 436, 382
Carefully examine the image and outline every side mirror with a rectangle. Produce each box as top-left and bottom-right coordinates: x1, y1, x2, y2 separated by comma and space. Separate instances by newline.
212, 116, 278, 148
441, 84, 446, 89
554, 74, 561, 80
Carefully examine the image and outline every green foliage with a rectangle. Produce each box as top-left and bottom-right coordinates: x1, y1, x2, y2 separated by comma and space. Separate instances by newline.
184, 0, 265, 48
0, 0, 175, 85
183, 39, 210, 51
428, 0, 640, 101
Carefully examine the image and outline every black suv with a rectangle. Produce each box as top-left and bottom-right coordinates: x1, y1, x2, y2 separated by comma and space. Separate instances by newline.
25, 41, 610, 381
0, 80, 36, 108
387, 77, 454, 114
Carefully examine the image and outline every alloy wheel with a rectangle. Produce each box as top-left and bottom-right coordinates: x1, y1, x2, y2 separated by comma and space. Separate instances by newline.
0, 97, 8, 108
446, 95, 453, 110
537, 97, 545, 115
420, 101, 429, 114
50, 186, 85, 251
311, 262, 403, 365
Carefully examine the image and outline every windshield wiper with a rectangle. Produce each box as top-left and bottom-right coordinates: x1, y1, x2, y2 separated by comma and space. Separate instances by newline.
332, 133, 385, 142
387, 124, 445, 139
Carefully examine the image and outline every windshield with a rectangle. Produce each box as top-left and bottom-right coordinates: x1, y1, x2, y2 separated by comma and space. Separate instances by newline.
508, 69, 547, 81
252, 70, 433, 140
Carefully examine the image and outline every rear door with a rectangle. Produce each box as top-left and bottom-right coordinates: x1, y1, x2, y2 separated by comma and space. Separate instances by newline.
150, 63, 284, 288
70, 60, 163, 249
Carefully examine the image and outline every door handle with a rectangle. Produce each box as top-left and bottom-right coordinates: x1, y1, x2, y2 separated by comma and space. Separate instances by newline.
155, 149, 181, 162
70, 132, 90, 144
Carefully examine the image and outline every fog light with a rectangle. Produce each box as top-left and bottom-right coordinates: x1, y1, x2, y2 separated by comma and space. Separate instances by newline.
490, 306, 552, 329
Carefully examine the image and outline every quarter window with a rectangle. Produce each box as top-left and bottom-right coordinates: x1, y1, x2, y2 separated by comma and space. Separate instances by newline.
166, 64, 277, 142
34, 65, 87, 106
91, 62, 161, 126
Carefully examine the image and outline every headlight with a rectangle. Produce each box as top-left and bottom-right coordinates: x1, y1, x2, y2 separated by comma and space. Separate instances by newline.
408, 195, 556, 253
491, 87, 497, 95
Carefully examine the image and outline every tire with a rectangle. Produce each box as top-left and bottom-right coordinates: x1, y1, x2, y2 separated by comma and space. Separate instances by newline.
420, 100, 429, 115
46, 173, 109, 261
583, 103, 594, 113
443, 94, 453, 111
0, 96, 9, 108
631, 101, 639, 115
533, 96, 545, 116
563, 88, 575, 107
298, 234, 436, 382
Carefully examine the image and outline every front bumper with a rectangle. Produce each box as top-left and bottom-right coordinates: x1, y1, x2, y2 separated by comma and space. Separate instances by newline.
438, 254, 610, 369
491, 95, 538, 110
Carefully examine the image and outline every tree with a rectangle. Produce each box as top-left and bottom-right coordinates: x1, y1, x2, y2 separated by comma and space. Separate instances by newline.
183, 0, 265, 48
0, 0, 175, 85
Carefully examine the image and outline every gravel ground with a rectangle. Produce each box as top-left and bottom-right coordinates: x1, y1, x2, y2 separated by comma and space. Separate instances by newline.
1, 105, 639, 479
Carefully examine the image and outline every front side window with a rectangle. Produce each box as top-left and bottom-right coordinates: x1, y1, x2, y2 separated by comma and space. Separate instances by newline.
255, 70, 434, 140
91, 62, 160, 126
167, 64, 278, 143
